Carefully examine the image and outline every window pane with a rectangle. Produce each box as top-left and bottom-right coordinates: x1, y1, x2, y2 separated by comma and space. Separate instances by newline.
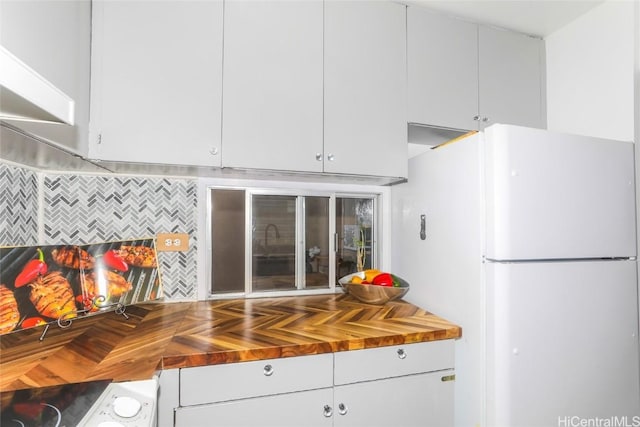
252, 195, 296, 292
210, 189, 245, 294
304, 197, 330, 289
336, 197, 374, 280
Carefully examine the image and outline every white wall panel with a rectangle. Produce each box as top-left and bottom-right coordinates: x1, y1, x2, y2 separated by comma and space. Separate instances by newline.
546, 0, 634, 142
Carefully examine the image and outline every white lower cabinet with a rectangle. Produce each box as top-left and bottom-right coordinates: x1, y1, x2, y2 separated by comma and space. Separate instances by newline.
332, 340, 455, 427
333, 371, 454, 427
164, 340, 455, 427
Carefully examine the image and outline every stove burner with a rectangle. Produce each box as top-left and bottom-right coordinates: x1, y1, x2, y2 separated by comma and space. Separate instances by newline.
0, 380, 111, 427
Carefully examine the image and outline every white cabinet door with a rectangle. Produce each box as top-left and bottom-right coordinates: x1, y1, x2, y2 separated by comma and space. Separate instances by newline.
175, 387, 333, 427
407, 7, 478, 131
324, 1, 407, 178
479, 26, 544, 129
0, 0, 91, 155
89, 0, 223, 166
222, 0, 323, 172
333, 370, 455, 427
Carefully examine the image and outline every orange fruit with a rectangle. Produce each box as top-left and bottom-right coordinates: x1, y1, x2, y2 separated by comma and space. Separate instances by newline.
363, 269, 381, 282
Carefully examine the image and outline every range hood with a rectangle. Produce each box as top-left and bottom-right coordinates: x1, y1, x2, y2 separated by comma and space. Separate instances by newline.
0, 45, 74, 125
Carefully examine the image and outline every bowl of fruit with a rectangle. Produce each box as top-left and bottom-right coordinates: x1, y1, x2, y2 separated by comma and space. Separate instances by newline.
338, 269, 409, 304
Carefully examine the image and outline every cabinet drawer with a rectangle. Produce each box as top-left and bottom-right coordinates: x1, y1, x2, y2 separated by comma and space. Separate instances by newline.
334, 339, 454, 385
175, 387, 333, 427
180, 353, 333, 406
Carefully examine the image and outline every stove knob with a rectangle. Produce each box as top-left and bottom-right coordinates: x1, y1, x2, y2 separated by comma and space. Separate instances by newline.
113, 396, 142, 418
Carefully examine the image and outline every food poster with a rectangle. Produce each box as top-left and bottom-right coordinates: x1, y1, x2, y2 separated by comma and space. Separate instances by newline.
0, 238, 163, 335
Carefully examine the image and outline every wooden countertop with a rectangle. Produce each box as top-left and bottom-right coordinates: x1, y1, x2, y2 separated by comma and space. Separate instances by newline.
0, 294, 461, 392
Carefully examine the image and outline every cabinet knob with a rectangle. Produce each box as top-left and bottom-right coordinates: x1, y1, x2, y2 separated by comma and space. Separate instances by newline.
473, 115, 480, 121
397, 348, 407, 359
263, 364, 274, 376
482, 117, 489, 123
323, 405, 333, 418
338, 403, 348, 416
315, 153, 323, 161
327, 154, 335, 162
209, 147, 219, 156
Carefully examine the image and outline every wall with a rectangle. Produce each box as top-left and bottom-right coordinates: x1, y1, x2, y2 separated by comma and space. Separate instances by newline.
545, 0, 635, 142
0, 161, 198, 300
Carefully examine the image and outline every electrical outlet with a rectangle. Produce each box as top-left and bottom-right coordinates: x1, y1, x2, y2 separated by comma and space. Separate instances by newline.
157, 233, 189, 251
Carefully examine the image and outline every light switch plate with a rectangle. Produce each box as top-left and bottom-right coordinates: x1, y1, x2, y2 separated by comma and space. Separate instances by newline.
156, 233, 189, 252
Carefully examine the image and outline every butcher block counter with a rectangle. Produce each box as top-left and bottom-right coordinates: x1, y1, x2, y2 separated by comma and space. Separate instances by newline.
0, 294, 461, 392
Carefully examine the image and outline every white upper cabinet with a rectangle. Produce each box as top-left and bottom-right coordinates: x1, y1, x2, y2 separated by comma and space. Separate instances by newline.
479, 25, 545, 129
407, 7, 479, 131
89, 0, 223, 166
222, 0, 324, 172
324, 0, 408, 178
0, 0, 91, 155
408, 6, 545, 133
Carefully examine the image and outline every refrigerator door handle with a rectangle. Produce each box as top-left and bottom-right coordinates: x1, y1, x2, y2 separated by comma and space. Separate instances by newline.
420, 214, 426, 240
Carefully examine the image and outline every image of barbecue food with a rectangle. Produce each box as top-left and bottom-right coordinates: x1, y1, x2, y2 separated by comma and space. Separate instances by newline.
0, 285, 20, 334
117, 245, 157, 268
51, 245, 95, 270
83, 270, 133, 298
28, 272, 77, 320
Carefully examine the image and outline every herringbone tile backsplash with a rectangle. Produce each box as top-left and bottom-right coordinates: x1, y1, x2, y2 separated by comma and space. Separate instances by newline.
1, 162, 198, 300
0, 164, 39, 246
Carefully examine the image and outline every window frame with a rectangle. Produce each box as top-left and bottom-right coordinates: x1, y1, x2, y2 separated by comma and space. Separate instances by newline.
202, 181, 385, 300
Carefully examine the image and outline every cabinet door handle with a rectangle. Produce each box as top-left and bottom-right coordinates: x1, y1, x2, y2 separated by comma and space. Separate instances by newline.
338, 403, 348, 416
473, 115, 480, 121
323, 405, 333, 417
315, 153, 323, 161
209, 147, 219, 156
482, 117, 489, 123
263, 364, 274, 376
327, 154, 335, 162
397, 348, 407, 359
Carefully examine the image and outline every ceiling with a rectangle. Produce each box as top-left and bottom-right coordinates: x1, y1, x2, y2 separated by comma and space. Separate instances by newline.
405, 0, 605, 38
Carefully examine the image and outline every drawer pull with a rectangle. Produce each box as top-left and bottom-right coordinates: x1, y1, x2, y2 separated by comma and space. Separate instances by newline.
441, 374, 456, 382
397, 348, 407, 359
338, 403, 348, 416
323, 405, 333, 418
263, 364, 274, 376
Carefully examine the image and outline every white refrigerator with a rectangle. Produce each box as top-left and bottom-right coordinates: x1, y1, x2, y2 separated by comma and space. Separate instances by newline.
391, 124, 640, 426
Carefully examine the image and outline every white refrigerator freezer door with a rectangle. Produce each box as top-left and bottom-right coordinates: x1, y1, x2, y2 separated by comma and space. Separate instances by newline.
484, 125, 636, 260
485, 260, 640, 427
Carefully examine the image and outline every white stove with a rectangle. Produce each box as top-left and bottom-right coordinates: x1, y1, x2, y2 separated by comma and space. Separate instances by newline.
78, 377, 158, 427
0, 377, 158, 427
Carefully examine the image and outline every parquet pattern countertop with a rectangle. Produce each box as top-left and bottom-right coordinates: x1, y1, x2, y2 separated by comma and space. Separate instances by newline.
0, 294, 461, 392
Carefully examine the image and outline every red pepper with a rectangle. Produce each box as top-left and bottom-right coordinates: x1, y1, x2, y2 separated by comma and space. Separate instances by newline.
76, 293, 98, 312
14, 248, 48, 288
372, 272, 394, 287
103, 249, 128, 272
22, 317, 47, 328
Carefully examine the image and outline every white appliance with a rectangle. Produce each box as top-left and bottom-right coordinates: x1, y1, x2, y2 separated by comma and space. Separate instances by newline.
78, 377, 159, 427
391, 124, 640, 426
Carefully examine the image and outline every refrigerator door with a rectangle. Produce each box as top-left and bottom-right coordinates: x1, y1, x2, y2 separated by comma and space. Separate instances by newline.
485, 260, 640, 426
484, 124, 636, 261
